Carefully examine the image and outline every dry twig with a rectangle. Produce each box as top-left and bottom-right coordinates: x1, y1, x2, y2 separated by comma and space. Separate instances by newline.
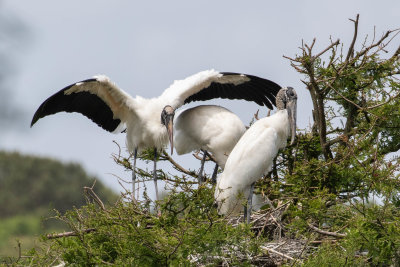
161, 150, 198, 178
260, 246, 296, 262
308, 223, 347, 238
84, 180, 106, 211
46, 228, 97, 239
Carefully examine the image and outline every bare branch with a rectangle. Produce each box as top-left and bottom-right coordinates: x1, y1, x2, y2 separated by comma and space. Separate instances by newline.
357, 29, 394, 58
260, 246, 297, 262
305, 38, 316, 54
345, 14, 359, 63
314, 39, 340, 59
161, 150, 198, 178
84, 181, 106, 211
46, 228, 97, 239
282, 55, 298, 62
308, 223, 347, 238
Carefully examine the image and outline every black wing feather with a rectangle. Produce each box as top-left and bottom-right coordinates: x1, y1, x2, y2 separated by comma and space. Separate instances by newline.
31, 79, 121, 132
183, 72, 281, 109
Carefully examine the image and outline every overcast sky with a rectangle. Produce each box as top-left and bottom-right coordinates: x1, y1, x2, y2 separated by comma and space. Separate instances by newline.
1, 1, 399, 197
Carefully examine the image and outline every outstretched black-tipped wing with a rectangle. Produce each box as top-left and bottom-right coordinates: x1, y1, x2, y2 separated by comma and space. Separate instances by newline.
181, 71, 281, 109
31, 76, 135, 132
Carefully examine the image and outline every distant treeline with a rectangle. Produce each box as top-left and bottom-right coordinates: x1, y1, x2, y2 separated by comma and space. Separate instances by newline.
0, 151, 118, 218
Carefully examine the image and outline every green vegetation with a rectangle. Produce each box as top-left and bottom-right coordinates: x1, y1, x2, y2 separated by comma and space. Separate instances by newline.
0, 151, 118, 259
0, 151, 117, 218
30, 187, 262, 266
3, 16, 400, 266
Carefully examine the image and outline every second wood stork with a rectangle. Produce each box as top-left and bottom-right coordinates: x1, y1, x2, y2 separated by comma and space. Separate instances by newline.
215, 87, 297, 218
174, 105, 246, 184
30, 69, 281, 202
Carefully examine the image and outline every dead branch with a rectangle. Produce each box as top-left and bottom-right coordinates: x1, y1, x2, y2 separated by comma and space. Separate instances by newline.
308, 223, 347, 238
46, 228, 97, 239
314, 39, 340, 59
260, 246, 297, 262
84, 181, 106, 211
282, 54, 298, 62
161, 150, 198, 178
345, 14, 359, 64
304, 38, 316, 54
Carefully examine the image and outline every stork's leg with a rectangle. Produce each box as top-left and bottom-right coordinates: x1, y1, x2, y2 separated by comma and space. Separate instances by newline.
243, 205, 248, 223
244, 182, 255, 224
131, 148, 138, 202
153, 148, 159, 202
198, 150, 207, 185
211, 164, 219, 185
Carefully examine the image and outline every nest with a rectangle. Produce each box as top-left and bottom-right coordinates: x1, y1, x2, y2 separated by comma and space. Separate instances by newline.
190, 200, 315, 266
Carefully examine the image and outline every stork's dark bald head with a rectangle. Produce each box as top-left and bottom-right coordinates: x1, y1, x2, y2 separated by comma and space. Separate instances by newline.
276, 87, 297, 110
161, 105, 175, 124
286, 87, 297, 101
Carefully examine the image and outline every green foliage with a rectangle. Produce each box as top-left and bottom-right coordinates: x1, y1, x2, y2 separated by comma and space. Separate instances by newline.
27, 186, 261, 266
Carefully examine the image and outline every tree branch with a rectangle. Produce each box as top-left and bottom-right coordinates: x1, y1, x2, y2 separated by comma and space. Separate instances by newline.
314, 39, 340, 59
84, 180, 106, 211
46, 228, 97, 239
260, 246, 297, 262
308, 223, 347, 238
161, 150, 198, 178
345, 14, 359, 64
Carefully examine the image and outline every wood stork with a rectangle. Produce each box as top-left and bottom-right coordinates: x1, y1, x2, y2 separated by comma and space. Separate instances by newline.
174, 105, 246, 184
215, 87, 297, 219
30, 69, 281, 203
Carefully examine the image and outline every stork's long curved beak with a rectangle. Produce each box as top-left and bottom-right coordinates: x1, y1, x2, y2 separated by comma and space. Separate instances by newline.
287, 98, 297, 145
166, 117, 174, 155
162, 105, 175, 155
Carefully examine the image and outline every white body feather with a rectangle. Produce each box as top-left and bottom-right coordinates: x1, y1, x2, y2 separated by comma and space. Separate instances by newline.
215, 110, 290, 215
73, 70, 243, 153
105, 70, 251, 153
174, 105, 246, 168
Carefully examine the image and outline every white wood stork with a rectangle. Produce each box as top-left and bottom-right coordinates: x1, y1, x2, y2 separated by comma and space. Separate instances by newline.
174, 105, 246, 184
215, 87, 297, 219
30, 69, 281, 203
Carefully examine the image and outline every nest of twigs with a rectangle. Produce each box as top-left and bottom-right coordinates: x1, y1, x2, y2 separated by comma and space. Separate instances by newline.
219, 201, 315, 266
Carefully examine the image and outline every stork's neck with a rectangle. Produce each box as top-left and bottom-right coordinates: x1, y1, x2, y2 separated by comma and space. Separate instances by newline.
126, 97, 170, 152
270, 109, 290, 148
